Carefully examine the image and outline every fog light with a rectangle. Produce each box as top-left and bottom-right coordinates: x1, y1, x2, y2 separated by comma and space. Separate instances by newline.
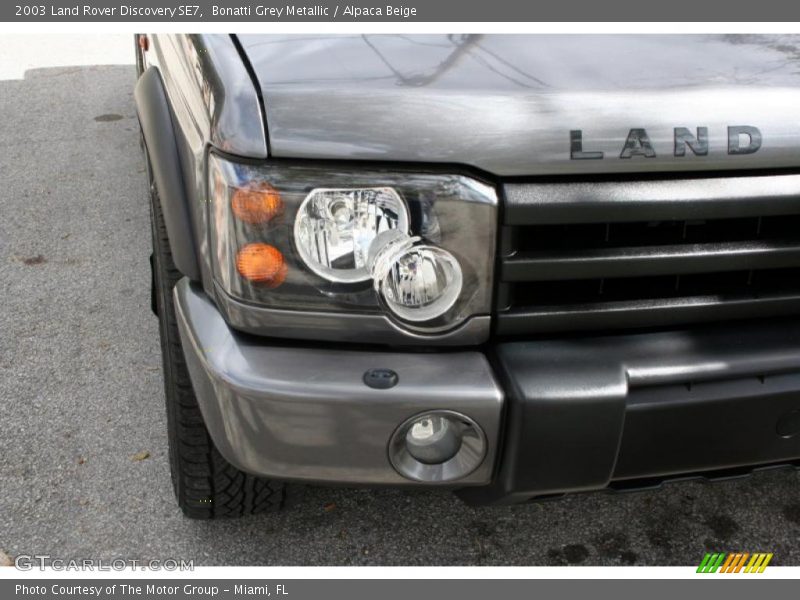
405, 415, 462, 464
389, 410, 486, 482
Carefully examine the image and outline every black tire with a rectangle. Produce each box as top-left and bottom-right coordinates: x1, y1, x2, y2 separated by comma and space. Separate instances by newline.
148, 160, 285, 519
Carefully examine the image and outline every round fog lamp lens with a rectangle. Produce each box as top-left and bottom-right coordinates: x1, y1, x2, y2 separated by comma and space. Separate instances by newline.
294, 187, 409, 283
388, 410, 487, 482
405, 415, 462, 465
378, 245, 462, 322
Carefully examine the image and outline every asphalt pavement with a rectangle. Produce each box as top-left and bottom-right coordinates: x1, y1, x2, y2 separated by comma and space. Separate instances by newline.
0, 36, 799, 567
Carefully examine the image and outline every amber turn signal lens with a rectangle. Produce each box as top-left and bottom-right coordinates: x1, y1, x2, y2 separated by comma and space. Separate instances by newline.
235, 243, 288, 288
231, 182, 283, 224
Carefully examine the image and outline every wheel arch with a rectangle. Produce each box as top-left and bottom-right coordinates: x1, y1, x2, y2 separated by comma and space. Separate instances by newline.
135, 66, 201, 281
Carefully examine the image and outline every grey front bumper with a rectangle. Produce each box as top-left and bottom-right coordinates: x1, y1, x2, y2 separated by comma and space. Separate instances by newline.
173, 278, 504, 486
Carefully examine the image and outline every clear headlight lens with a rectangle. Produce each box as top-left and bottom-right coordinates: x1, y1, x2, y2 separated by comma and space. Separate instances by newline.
208, 154, 496, 333
368, 230, 463, 322
294, 187, 409, 283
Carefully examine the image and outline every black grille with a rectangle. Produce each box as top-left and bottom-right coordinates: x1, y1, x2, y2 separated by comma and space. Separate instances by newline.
497, 174, 800, 335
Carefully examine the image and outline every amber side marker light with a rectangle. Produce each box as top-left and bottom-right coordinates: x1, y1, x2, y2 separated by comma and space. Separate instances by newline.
236, 243, 288, 288
231, 182, 283, 224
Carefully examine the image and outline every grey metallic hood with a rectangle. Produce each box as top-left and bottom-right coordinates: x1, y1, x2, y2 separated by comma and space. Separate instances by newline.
236, 34, 800, 176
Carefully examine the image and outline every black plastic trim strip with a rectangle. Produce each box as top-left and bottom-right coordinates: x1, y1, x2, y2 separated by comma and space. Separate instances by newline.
135, 67, 200, 280
503, 173, 800, 225
496, 294, 800, 335
502, 239, 800, 282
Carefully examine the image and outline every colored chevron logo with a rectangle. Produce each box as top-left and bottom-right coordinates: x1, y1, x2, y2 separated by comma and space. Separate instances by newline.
697, 552, 773, 573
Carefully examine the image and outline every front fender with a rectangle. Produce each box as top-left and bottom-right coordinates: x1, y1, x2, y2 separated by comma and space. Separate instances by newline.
135, 66, 201, 281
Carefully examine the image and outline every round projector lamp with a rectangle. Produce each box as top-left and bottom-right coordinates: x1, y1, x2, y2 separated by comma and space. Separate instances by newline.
368, 230, 463, 322
389, 411, 486, 482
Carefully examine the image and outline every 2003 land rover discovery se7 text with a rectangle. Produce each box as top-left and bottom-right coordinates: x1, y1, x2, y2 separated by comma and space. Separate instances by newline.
135, 34, 800, 518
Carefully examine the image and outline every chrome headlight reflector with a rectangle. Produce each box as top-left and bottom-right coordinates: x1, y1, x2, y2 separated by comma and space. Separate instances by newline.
294, 187, 409, 283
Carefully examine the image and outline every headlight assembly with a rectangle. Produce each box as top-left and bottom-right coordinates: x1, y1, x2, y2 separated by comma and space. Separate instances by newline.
208, 153, 497, 337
